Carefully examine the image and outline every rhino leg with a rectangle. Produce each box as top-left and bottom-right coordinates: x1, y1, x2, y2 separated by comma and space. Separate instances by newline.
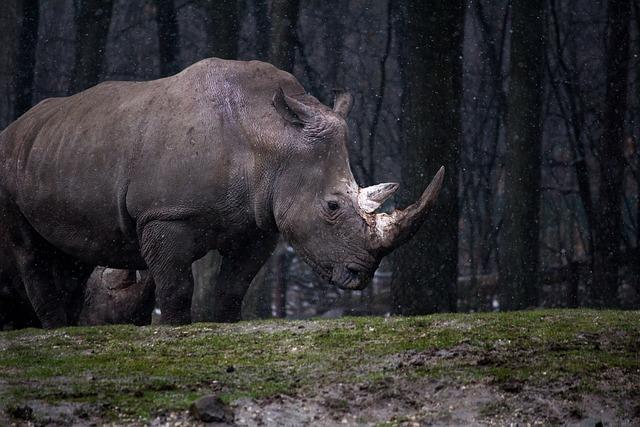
0, 264, 40, 330
212, 236, 278, 322
0, 194, 93, 328
129, 272, 156, 325
0, 235, 37, 329
140, 220, 205, 325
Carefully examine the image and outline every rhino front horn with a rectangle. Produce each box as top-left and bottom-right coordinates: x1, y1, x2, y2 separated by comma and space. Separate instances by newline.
371, 166, 445, 252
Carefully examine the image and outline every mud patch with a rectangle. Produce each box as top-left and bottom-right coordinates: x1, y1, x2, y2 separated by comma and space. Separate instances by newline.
389, 342, 481, 370
1, 400, 103, 427
7, 381, 635, 427
229, 378, 637, 426
222, 319, 341, 336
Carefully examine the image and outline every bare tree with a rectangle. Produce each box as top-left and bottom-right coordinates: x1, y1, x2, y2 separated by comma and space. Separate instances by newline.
592, 0, 631, 307
269, 0, 299, 71
155, 0, 180, 77
459, 0, 509, 304
70, 0, 114, 94
544, 0, 600, 307
0, 0, 20, 127
254, 0, 270, 61
257, 0, 302, 318
189, 0, 240, 321
392, 0, 464, 314
14, 0, 39, 119
498, 0, 545, 310
201, 0, 239, 59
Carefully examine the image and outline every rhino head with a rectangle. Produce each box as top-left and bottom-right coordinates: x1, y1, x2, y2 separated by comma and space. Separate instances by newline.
270, 88, 444, 290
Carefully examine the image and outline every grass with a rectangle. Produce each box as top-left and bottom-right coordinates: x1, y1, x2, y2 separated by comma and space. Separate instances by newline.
0, 309, 638, 423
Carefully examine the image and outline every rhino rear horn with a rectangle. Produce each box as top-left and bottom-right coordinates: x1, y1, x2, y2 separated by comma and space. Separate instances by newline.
332, 90, 353, 118
358, 182, 399, 213
273, 87, 315, 126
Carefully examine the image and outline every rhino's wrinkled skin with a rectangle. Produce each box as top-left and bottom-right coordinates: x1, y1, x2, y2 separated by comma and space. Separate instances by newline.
0, 58, 443, 327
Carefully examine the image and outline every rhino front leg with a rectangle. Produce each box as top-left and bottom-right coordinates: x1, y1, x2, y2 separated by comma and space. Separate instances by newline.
212, 236, 278, 322
140, 220, 205, 325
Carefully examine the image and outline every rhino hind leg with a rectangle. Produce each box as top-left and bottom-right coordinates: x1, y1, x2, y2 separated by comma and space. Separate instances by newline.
0, 236, 39, 329
140, 220, 205, 325
0, 194, 93, 328
0, 268, 40, 330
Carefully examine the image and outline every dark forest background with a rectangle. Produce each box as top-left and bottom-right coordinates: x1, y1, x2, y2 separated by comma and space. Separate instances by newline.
1, 0, 639, 319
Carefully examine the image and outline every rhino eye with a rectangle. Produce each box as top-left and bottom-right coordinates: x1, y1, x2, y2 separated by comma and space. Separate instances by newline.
327, 201, 340, 211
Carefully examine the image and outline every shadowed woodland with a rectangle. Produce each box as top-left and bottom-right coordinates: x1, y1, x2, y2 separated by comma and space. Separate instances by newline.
0, 0, 639, 325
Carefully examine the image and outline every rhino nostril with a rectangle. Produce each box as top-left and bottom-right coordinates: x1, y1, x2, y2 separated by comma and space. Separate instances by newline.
346, 266, 361, 278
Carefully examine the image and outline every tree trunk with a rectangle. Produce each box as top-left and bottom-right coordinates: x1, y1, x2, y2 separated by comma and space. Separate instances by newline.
254, 0, 270, 61
240, 0, 301, 319
392, 0, 464, 315
191, 251, 222, 322
14, 0, 39, 119
241, 265, 271, 320
268, 0, 300, 71
591, 0, 630, 307
0, 0, 19, 128
498, 0, 545, 310
70, 0, 114, 94
271, 243, 288, 318
154, 0, 180, 77
190, 0, 239, 320
201, 0, 239, 59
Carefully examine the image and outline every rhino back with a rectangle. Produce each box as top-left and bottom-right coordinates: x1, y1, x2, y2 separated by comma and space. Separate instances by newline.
0, 58, 303, 266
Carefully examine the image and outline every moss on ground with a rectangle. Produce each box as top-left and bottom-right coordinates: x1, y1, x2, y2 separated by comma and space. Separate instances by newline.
0, 309, 638, 423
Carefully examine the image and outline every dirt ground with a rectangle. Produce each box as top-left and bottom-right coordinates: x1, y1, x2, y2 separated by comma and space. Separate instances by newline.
148, 347, 638, 426
1, 310, 638, 426
5, 374, 633, 426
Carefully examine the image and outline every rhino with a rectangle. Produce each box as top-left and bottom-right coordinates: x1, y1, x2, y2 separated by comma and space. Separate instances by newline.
0, 58, 444, 327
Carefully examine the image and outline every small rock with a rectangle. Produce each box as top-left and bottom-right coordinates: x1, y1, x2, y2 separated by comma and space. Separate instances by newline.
7, 404, 33, 420
476, 356, 493, 366
190, 395, 233, 423
501, 381, 522, 393
578, 418, 603, 427
435, 349, 455, 358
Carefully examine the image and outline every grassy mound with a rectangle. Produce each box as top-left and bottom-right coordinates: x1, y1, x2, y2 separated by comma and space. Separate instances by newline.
1, 309, 638, 425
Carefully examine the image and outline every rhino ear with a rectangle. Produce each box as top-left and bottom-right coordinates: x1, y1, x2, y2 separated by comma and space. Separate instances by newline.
273, 87, 314, 126
333, 90, 353, 118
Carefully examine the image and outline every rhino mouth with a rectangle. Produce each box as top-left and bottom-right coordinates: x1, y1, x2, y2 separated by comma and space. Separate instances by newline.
297, 250, 372, 290
332, 264, 372, 291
